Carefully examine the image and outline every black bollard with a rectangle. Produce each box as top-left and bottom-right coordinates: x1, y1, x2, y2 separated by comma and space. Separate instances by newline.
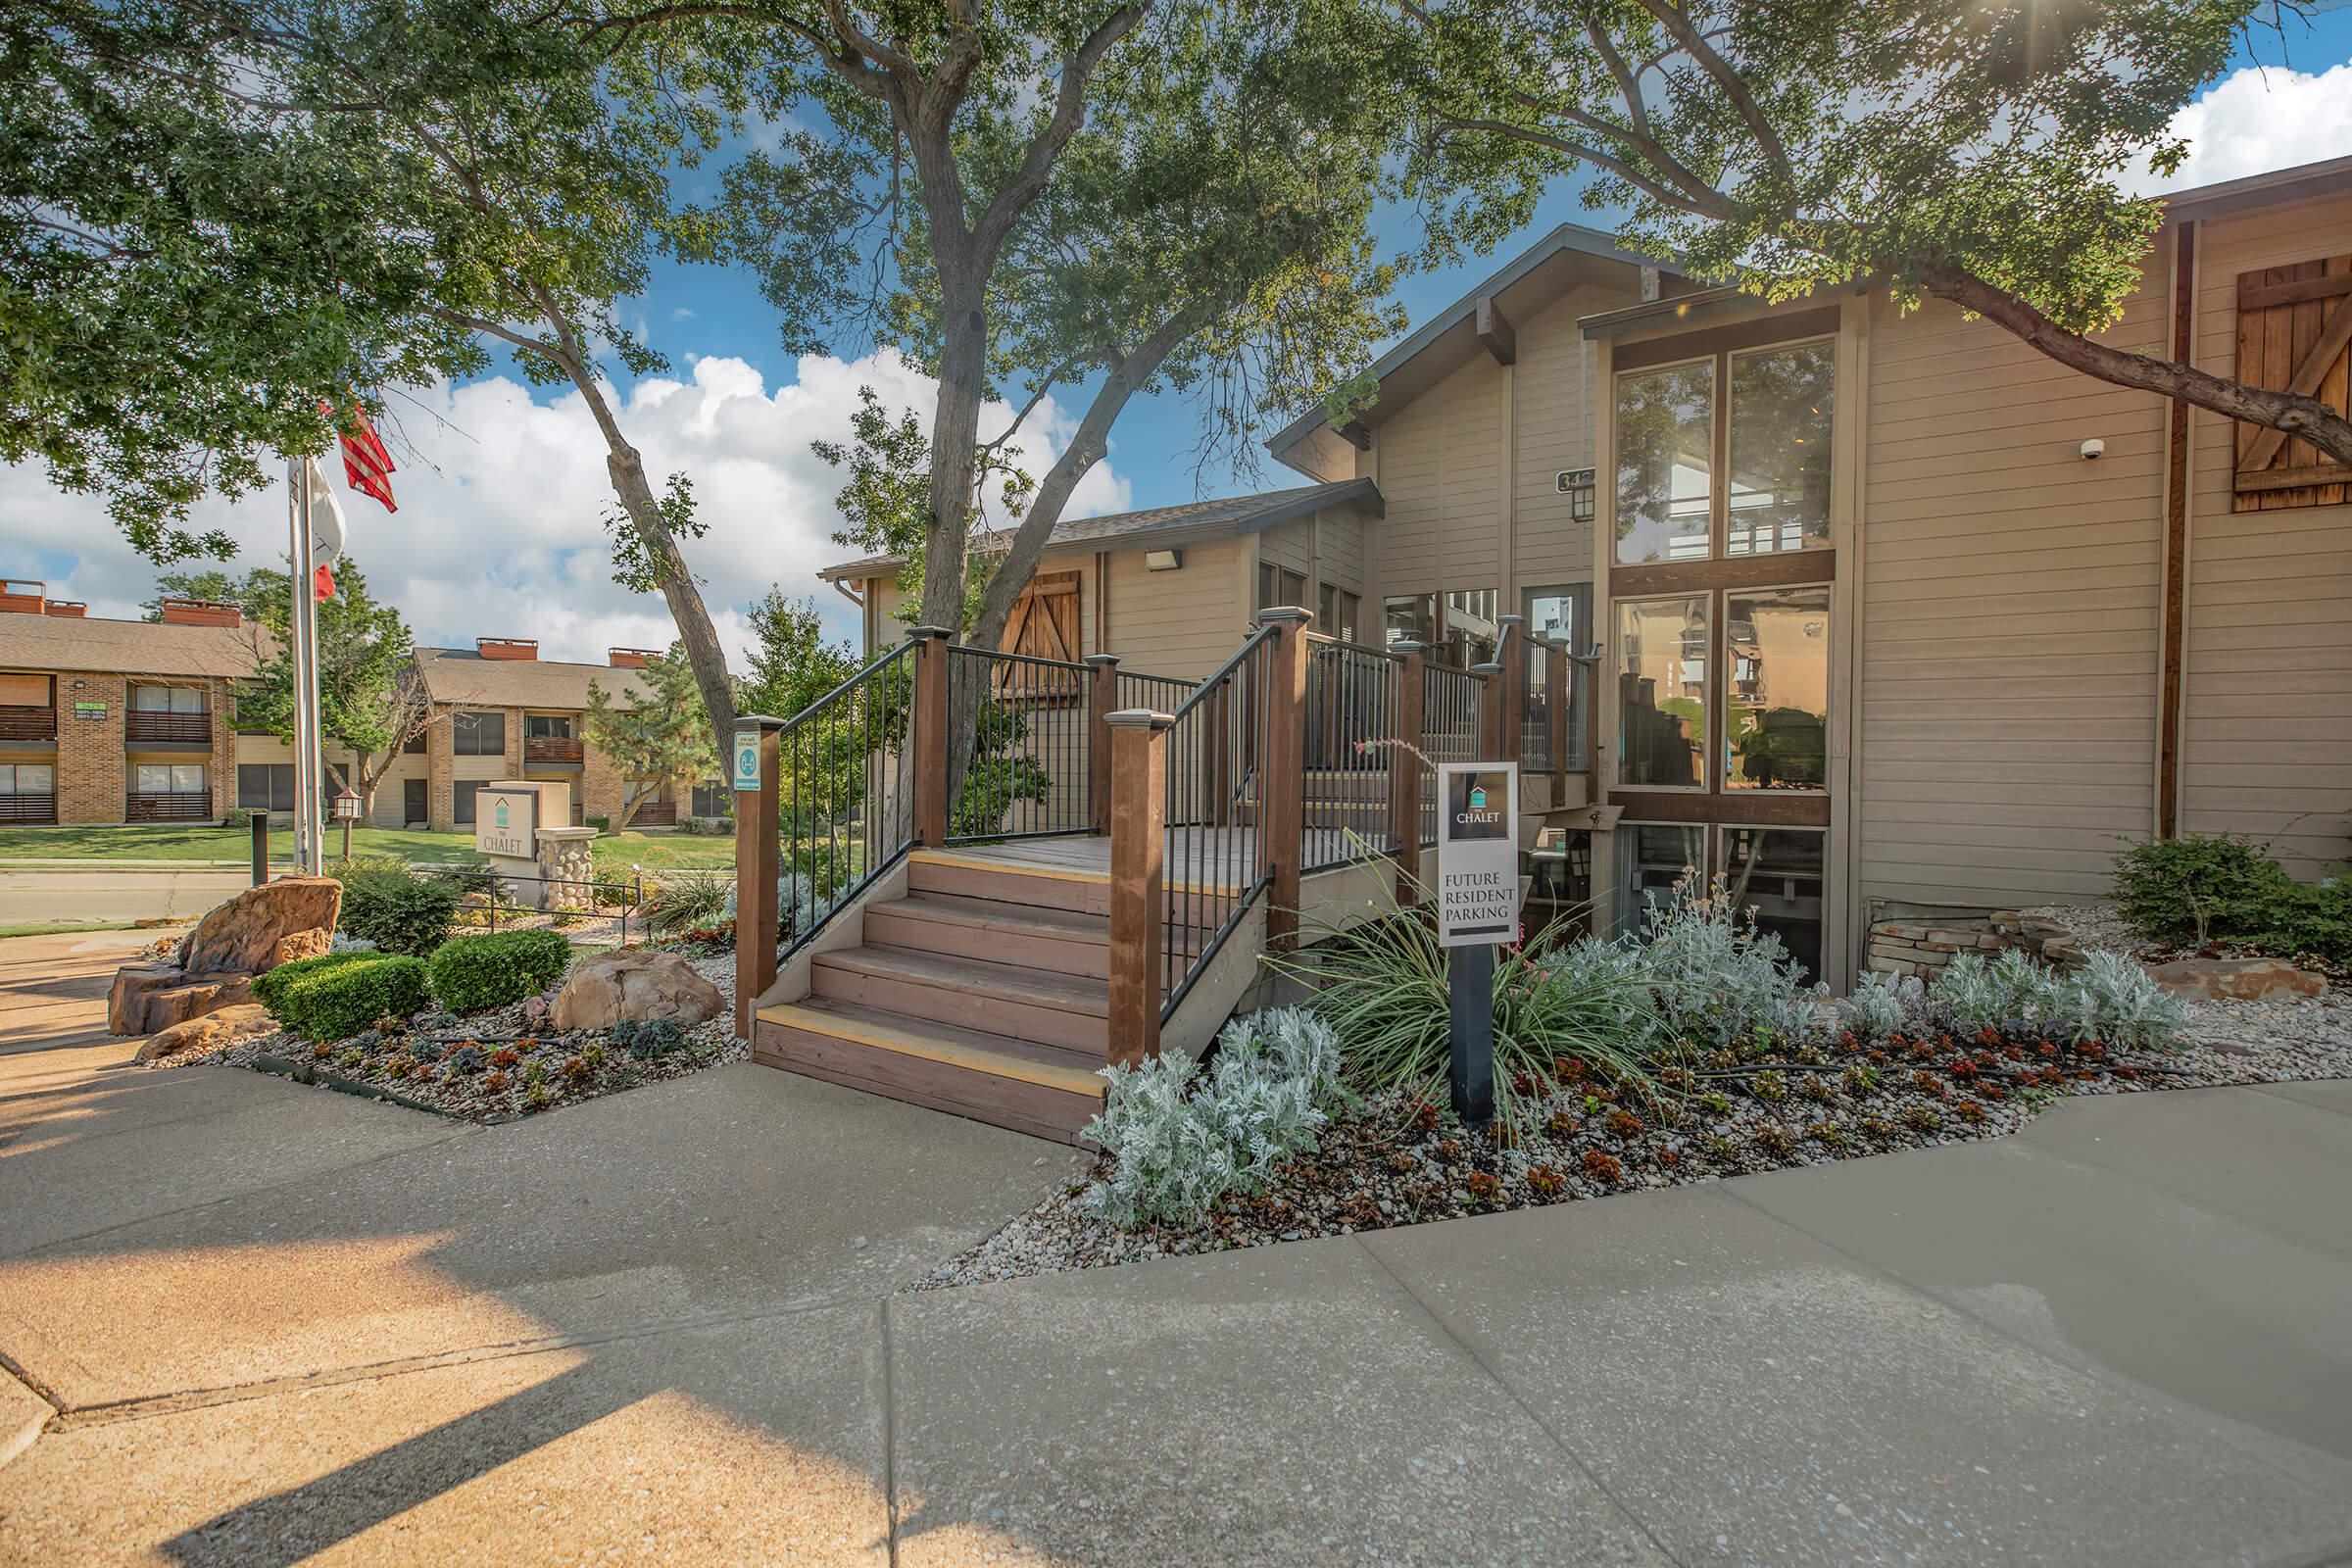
1447, 942, 1495, 1129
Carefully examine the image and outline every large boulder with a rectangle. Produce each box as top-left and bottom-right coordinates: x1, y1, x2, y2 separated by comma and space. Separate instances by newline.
2145, 956, 2328, 1003
553, 950, 724, 1033
179, 874, 341, 974
136, 1004, 278, 1063
108, 965, 254, 1037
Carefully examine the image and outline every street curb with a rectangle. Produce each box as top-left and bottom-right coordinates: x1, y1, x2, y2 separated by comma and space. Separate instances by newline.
0, 1361, 55, 1473
249, 1053, 472, 1120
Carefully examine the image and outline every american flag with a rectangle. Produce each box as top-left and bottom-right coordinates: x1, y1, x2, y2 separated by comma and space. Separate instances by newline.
329, 402, 398, 513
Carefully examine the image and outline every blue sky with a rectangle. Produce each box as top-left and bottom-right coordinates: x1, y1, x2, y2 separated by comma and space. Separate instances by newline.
7, 10, 2352, 662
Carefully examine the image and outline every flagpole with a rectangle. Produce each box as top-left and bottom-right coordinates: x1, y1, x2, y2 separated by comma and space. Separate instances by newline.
293, 461, 324, 874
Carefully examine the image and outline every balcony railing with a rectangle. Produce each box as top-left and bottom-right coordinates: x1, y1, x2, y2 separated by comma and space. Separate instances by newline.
524, 735, 584, 765
126, 790, 213, 823
0, 706, 56, 742
124, 710, 212, 745
0, 792, 57, 824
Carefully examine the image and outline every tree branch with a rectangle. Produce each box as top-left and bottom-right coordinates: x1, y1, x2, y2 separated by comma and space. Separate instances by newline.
970, 2, 1150, 260
1631, 0, 1792, 184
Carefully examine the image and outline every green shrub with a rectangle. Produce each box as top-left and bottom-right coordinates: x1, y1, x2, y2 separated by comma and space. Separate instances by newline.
2112, 834, 2294, 948
259, 954, 430, 1041
585, 814, 611, 832
645, 868, 733, 938
426, 930, 572, 1012
334, 858, 464, 956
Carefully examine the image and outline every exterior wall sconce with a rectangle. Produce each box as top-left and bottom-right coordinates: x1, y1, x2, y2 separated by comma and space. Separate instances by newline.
1556, 467, 1596, 523
1144, 549, 1183, 572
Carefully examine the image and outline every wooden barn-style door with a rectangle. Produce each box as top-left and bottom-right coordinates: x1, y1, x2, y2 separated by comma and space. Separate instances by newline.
2234, 254, 2352, 510
996, 569, 1083, 700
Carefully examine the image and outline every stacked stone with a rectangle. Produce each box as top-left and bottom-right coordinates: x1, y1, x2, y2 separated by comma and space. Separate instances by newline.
534, 829, 599, 911
1866, 910, 2083, 980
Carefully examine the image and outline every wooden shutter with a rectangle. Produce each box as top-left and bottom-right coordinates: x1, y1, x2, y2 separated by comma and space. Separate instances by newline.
2233, 256, 2352, 510
996, 569, 1082, 701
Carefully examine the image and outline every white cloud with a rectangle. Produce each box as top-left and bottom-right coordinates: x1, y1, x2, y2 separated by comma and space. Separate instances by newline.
0, 349, 1131, 667
2124, 59, 2352, 195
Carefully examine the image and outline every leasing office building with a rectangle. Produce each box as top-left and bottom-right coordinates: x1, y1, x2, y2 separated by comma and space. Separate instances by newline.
826, 155, 2352, 989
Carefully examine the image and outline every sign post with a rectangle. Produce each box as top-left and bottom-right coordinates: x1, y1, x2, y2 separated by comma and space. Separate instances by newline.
1435, 761, 1522, 1129
732, 716, 785, 1042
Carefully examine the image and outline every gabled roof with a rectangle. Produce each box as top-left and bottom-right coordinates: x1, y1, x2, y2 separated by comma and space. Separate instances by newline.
0, 612, 267, 680
1267, 223, 1683, 473
414, 647, 650, 710
817, 478, 1385, 581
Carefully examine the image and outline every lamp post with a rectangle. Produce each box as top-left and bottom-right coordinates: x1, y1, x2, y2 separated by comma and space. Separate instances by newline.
332, 787, 361, 862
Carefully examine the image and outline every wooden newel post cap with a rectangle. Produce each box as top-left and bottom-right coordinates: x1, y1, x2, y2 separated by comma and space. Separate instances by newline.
733, 712, 790, 731
1082, 653, 1121, 668
1104, 709, 1176, 731
1391, 640, 1427, 657
1469, 661, 1503, 677
909, 625, 954, 642
1496, 613, 1526, 630
1253, 606, 1313, 627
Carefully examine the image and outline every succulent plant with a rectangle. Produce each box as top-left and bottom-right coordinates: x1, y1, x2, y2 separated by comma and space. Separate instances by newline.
1749, 1069, 1788, 1102
1527, 1163, 1566, 1199
1580, 1149, 1623, 1184
1753, 1122, 1797, 1156
483, 1070, 510, 1094
449, 1046, 485, 1074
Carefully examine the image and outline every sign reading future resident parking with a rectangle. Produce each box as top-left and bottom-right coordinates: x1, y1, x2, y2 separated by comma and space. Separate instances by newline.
474, 785, 539, 860
1436, 761, 1522, 949
731, 729, 761, 793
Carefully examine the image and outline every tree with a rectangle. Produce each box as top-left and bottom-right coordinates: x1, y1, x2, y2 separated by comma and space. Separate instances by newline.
4, 1, 785, 756
711, 0, 1420, 660
585, 645, 720, 828
1391, 0, 2352, 466
737, 588, 859, 723
206, 562, 433, 812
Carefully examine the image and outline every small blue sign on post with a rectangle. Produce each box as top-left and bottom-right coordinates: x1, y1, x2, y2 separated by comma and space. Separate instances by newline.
731, 729, 760, 792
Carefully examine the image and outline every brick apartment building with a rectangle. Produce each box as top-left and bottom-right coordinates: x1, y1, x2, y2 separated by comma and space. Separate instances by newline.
0, 581, 694, 832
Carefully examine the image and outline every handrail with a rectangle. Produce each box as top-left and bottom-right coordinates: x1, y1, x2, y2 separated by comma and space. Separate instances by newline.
1168, 622, 1277, 726
1301, 637, 1399, 873
772, 637, 921, 963
944, 644, 1092, 843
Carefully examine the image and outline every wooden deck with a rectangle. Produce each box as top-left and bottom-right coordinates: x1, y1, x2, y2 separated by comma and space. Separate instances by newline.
944, 825, 1374, 889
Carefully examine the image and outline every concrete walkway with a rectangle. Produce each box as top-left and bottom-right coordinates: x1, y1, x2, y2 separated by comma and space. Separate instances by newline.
0, 863, 250, 925
2, 930, 2349, 1567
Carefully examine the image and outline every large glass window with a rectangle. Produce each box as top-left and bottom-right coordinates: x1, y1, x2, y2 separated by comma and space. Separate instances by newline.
453, 779, 483, 823
1727, 342, 1836, 556
1441, 589, 1499, 668
1384, 593, 1436, 649
134, 762, 207, 794
1724, 584, 1831, 791
453, 710, 505, 757
1722, 827, 1826, 982
1256, 564, 1306, 612
1616, 595, 1708, 788
1614, 361, 1715, 564
0, 763, 53, 794
130, 684, 205, 714
524, 713, 572, 740
237, 763, 297, 811
1524, 584, 1592, 768
1317, 583, 1360, 643
1613, 823, 1706, 939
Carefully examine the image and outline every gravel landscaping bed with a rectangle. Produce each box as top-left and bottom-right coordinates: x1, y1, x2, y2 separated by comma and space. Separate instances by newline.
173, 943, 745, 1122
917, 906, 2350, 1291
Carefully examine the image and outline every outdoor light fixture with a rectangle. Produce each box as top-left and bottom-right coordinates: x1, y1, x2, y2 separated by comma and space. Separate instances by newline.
333, 787, 361, 860
1144, 549, 1184, 571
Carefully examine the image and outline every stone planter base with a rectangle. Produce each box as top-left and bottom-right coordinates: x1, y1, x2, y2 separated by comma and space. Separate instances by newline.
1866, 909, 2083, 981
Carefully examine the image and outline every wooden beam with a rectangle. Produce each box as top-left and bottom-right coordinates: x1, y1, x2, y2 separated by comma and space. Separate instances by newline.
1390, 641, 1425, 903
1084, 654, 1120, 836
909, 626, 951, 847
2233, 462, 2352, 493
1544, 638, 1569, 777
2159, 220, 2194, 841
1476, 296, 1517, 366
1257, 607, 1312, 953
733, 713, 785, 1040
2237, 271, 2352, 312
1338, 420, 1372, 451
2237, 291, 2352, 474
1105, 709, 1171, 1066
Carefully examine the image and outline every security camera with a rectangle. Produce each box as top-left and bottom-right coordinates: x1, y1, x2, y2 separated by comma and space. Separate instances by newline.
2080, 438, 2105, 461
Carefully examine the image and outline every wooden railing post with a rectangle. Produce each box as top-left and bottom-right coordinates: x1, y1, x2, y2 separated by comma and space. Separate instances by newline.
1390, 640, 1425, 903
1084, 654, 1120, 835
1256, 606, 1313, 952
1106, 708, 1173, 1066
1544, 635, 1569, 776
909, 626, 952, 847
732, 711, 786, 1041
1494, 613, 1526, 766
1472, 660, 1505, 761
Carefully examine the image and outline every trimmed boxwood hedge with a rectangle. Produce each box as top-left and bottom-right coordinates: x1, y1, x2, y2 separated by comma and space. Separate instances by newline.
255, 952, 430, 1042
426, 930, 573, 1012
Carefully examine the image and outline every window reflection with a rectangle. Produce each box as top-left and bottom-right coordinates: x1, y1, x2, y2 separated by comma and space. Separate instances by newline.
1613, 823, 1704, 940
1442, 588, 1497, 667
1384, 593, 1435, 649
1724, 584, 1830, 790
1616, 595, 1707, 788
1615, 362, 1714, 564
1524, 584, 1591, 768
1722, 826, 1826, 983
1727, 342, 1835, 556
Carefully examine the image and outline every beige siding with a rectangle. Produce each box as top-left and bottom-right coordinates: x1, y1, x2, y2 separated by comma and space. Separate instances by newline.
2180, 194, 2352, 873
1103, 538, 1248, 679
1256, 515, 1314, 579
1316, 508, 1368, 595
1856, 287, 2170, 907
1369, 356, 1504, 609
1513, 284, 1629, 592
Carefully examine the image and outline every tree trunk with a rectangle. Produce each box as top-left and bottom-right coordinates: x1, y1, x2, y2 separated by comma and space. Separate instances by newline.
1921, 262, 2352, 466
600, 440, 741, 759
919, 271, 991, 637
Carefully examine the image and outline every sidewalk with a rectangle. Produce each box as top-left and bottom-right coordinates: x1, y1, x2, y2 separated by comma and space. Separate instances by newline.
3, 929, 2349, 1566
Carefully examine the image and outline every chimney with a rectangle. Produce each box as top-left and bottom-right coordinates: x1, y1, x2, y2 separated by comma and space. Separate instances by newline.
607, 647, 659, 668
157, 597, 242, 628
43, 600, 87, 618
476, 636, 539, 662
0, 579, 45, 615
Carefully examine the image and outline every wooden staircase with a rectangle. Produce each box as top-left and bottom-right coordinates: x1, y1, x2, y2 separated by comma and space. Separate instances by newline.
756, 850, 1148, 1144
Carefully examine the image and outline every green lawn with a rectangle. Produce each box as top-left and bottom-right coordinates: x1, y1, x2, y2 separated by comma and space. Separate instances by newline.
0, 823, 737, 879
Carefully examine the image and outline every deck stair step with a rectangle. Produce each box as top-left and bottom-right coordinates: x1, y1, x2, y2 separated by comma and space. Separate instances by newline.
812, 946, 1109, 1052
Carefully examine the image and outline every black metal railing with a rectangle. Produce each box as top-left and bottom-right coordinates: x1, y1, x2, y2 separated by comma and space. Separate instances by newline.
411, 863, 648, 944
0, 706, 55, 742
1158, 624, 1276, 1023
777, 638, 919, 962
1419, 662, 1485, 847
1302, 635, 1398, 873
945, 645, 1092, 843
1113, 668, 1196, 714
126, 790, 213, 822
1522, 636, 1591, 775
0, 792, 56, 823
